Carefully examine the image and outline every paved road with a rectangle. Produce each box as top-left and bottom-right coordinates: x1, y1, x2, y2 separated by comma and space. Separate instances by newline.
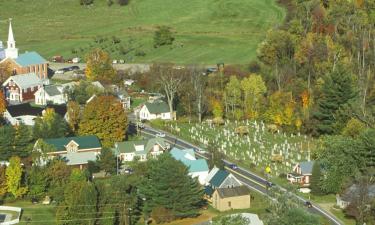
131, 123, 344, 225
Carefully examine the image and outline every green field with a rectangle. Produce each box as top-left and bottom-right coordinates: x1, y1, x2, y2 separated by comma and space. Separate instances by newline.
0, 0, 284, 64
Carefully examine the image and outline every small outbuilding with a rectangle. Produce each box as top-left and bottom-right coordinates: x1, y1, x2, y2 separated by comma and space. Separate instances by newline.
212, 186, 251, 211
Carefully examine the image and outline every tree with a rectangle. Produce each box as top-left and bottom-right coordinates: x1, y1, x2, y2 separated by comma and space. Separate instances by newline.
208, 143, 225, 169
80, 0, 94, 6
47, 160, 72, 202
191, 67, 207, 122
6, 156, 28, 198
0, 166, 7, 197
212, 215, 249, 225
313, 65, 357, 135
97, 148, 117, 175
0, 61, 12, 84
139, 154, 203, 220
0, 126, 15, 160
153, 26, 174, 48
225, 76, 241, 118
241, 74, 267, 119
342, 118, 366, 138
85, 48, 116, 83
27, 166, 48, 200
65, 81, 104, 104
153, 64, 185, 120
79, 95, 127, 147
0, 91, 6, 116
13, 124, 33, 158
67, 101, 81, 133
310, 161, 323, 195
33, 108, 68, 139
56, 169, 97, 225
117, 0, 129, 5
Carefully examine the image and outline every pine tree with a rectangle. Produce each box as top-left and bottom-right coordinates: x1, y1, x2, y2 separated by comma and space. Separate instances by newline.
310, 161, 323, 195
13, 124, 34, 158
0, 126, 15, 160
313, 66, 356, 135
139, 154, 203, 220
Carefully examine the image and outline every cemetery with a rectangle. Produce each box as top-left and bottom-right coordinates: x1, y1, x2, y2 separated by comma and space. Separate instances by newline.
161, 120, 315, 176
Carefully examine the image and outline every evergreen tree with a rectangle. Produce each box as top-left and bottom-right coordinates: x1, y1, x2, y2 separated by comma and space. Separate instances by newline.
27, 166, 48, 200
33, 109, 68, 139
310, 161, 323, 195
97, 148, 117, 175
139, 154, 203, 220
313, 66, 356, 135
13, 124, 34, 158
0, 126, 15, 160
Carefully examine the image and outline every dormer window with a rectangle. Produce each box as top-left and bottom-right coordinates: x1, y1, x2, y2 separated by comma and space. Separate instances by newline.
65, 140, 79, 153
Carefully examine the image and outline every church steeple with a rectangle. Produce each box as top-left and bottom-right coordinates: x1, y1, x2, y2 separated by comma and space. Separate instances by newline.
5, 18, 18, 59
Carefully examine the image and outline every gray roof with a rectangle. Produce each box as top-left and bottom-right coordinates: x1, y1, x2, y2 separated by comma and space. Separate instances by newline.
235, 213, 264, 225
44, 85, 63, 96
216, 186, 250, 198
115, 137, 168, 155
60, 151, 98, 166
300, 161, 314, 175
4, 73, 42, 89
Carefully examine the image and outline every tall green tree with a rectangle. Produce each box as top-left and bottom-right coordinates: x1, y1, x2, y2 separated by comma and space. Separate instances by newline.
13, 124, 33, 158
97, 148, 117, 175
6, 156, 28, 198
310, 161, 323, 195
33, 108, 68, 139
27, 166, 48, 200
79, 95, 127, 148
0, 126, 15, 160
139, 154, 203, 220
313, 65, 357, 135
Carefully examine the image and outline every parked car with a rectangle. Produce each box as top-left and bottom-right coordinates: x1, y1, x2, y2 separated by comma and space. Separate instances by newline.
72, 57, 81, 63
156, 132, 165, 138
55, 68, 68, 74
228, 164, 238, 170
266, 181, 274, 188
67, 66, 79, 71
124, 168, 133, 174
305, 201, 312, 208
196, 149, 207, 154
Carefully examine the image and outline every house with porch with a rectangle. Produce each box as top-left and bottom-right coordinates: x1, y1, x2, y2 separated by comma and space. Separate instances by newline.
114, 137, 169, 162
170, 147, 209, 185
287, 161, 314, 187
139, 100, 172, 121
2, 73, 43, 104
34, 135, 102, 169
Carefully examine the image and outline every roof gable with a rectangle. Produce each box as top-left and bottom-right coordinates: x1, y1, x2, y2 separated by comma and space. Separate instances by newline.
15, 51, 47, 67
210, 170, 229, 187
300, 161, 314, 174
44, 85, 63, 96
216, 186, 250, 198
3, 73, 42, 89
43, 135, 101, 152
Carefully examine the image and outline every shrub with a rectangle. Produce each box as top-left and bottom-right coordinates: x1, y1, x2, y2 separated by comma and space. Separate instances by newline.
80, 0, 94, 5
153, 26, 175, 48
151, 206, 174, 224
118, 0, 130, 6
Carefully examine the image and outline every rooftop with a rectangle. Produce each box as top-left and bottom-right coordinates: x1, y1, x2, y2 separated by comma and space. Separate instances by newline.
210, 170, 229, 187
43, 135, 101, 152
144, 101, 169, 114
15, 51, 47, 67
216, 186, 250, 198
4, 73, 42, 89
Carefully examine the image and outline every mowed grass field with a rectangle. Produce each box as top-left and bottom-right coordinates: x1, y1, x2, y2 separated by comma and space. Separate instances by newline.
0, 0, 284, 64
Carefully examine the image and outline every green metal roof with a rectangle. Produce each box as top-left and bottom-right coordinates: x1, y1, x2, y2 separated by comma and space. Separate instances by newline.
210, 170, 229, 187
115, 137, 167, 155
43, 135, 101, 152
144, 101, 169, 114
15, 51, 47, 67
170, 148, 208, 173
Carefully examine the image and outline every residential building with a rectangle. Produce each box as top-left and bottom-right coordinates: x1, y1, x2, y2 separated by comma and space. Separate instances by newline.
139, 101, 172, 121
0, 19, 48, 80
170, 148, 209, 185
212, 186, 251, 211
2, 73, 43, 104
287, 161, 314, 187
34, 135, 102, 169
336, 184, 375, 209
3, 103, 67, 126
34, 85, 67, 105
114, 137, 169, 162
205, 168, 242, 197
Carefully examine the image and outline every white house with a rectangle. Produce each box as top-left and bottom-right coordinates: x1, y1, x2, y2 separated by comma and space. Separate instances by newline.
114, 137, 169, 162
170, 148, 209, 185
3, 103, 67, 126
336, 184, 375, 209
139, 101, 172, 121
34, 85, 67, 105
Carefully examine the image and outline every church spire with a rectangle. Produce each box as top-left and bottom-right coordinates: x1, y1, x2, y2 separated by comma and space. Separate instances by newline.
5, 18, 18, 59
7, 18, 15, 49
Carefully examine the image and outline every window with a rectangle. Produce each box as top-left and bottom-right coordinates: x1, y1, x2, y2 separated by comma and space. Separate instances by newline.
228, 201, 231, 207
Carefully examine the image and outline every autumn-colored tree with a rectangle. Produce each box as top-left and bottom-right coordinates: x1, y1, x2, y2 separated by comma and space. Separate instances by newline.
0, 90, 6, 116
0, 62, 12, 84
67, 101, 81, 133
79, 96, 127, 147
6, 156, 28, 198
241, 74, 267, 119
0, 165, 7, 197
210, 98, 223, 119
265, 91, 298, 129
85, 48, 116, 83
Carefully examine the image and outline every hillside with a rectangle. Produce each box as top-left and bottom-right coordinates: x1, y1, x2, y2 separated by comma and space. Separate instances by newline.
0, 0, 285, 64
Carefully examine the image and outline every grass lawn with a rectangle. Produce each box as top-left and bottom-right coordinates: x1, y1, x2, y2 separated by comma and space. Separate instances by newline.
0, 0, 284, 64
5, 200, 56, 224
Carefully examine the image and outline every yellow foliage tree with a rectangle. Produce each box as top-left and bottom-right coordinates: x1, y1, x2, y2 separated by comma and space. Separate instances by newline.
85, 49, 116, 83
